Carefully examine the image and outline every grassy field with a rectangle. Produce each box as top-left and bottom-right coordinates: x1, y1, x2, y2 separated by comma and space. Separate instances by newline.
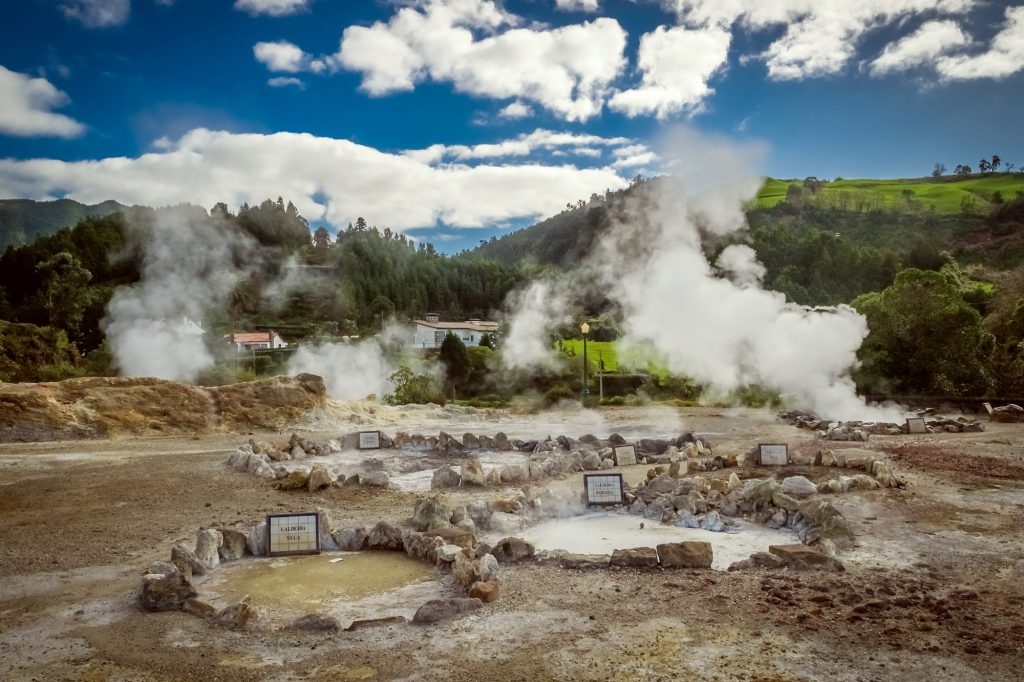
559, 339, 671, 377
753, 174, 1024, 213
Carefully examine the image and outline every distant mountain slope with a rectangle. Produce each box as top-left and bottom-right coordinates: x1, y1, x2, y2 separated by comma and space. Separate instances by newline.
0, 199, 126, 252
469, 175, 1024, 269
756, 174, 1024, 213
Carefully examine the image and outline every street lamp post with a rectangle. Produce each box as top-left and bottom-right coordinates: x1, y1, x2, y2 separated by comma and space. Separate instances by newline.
580, 321, 590, 403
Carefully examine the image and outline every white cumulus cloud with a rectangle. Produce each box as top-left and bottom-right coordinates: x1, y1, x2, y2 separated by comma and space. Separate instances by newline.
60, 0, 130, 28
268, 76, 305, 88
253, 40, 325, 73
333, 0, 627, 121
869, 20, 969, 75
498, 101, 534, 119
667, 0, 976, 80
235, 0, 311, 17
0, 128, 628, 232
609, 25, 730, 119
556, 0, 600, 11
403, 128, 633, 164
937, 6, 1024, 80
0, 65, 86, 138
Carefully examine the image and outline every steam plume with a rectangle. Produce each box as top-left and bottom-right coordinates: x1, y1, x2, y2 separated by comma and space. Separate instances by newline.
102, 207, 256, 381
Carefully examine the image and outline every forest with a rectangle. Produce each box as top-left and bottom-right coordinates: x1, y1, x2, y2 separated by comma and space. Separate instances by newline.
1, 175, 1023, 401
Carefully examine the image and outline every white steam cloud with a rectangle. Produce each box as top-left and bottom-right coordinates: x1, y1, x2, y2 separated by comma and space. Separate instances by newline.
286, 321, 420, 400
499, 281, 570, 371
103, 208, 255, 381
502, 127, 901, 420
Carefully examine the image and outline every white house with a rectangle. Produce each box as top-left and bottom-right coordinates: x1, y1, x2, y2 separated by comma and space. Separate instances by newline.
225, 331, 288, 351
412, 314, 499, 348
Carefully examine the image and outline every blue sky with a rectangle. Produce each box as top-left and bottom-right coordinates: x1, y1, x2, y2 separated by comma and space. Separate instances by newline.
1, 0, 1023, 252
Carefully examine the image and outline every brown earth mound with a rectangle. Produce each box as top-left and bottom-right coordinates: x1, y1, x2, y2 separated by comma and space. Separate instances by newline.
0, 373, 326, 442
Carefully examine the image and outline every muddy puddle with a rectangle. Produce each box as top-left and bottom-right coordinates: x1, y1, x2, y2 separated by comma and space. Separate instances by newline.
199, 551, 446, 627
491, 513, 800, 570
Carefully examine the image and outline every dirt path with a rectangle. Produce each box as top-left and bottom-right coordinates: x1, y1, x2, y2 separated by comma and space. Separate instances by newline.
1, 406, 1022, 681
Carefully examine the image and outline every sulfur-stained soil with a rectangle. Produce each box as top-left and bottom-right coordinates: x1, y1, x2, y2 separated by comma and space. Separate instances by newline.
0, 404, 1022, 681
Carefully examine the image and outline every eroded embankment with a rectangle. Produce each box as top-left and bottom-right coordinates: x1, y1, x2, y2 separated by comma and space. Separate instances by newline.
0, 373, 327, 442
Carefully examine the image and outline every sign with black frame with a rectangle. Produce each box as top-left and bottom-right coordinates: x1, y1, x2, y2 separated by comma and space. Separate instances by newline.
613, 444, 637, 466
266, 512, 320, 556
584, 473, 625, 505
983, 402, 993, 415
358, 430, 382, 450
906, 417, 928, 434
757, 443, 789, 466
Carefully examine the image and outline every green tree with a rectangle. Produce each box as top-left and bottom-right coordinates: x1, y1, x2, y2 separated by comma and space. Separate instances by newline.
313, 226, 331, 249
34, 251, 92, 338
852, 269, 995, 396
439, 332, 470, 397
383, 366, 444, 405
478, 332, 496, 348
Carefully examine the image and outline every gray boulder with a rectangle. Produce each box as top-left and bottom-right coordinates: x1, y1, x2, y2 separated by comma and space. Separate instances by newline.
194, 529, 223, 573
431, 464, 462, 489
334, 527, 368, 551
491, 537, 535, 563
460, 458, 486, 486
781, 475, 818, 498
367, 521, 404, 550
412, 598, 483, 624
218, 528, 248, 562
412, 497, 452, 531
246, 522, 267, 556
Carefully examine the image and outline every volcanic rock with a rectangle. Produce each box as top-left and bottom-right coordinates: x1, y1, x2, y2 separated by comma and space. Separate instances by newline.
491, 537, 535, 563
431, 464, 462, 489
194, 529, 223, 573
366, 521, 404, 550
412, 598, 483, 624
768, 544, 845, 571
469, 581, 501, 603
610, 547, 659, 569
657, 541, 713, 569
218, 528, 248, 561
413, 497, 452, 531
307, 465, 332, 492
460, 458, 486, 486
290, 614, 342, 632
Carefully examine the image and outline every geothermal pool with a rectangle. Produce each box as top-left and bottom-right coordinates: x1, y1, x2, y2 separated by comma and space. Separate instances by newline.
497, 513, 800, 571
199, 551, 445, 627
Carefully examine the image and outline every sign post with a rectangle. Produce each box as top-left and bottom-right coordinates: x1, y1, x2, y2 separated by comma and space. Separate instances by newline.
757, 443, 789, 466
584, 473, 625, 505
906, 417, 928, 434
358, 431, 382, 449
266, 512, 320, 556
613, 444, 637, 466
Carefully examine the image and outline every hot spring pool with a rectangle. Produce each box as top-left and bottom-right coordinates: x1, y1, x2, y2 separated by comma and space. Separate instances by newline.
495, 513, 800, 570
199, 551, 445, 627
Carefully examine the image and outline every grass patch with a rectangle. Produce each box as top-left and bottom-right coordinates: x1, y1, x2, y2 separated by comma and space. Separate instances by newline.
753, 174, 1024, 213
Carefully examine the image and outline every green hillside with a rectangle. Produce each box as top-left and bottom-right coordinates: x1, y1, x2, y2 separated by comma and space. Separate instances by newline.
0, 198, 126, 252
754, 174, 1024, 213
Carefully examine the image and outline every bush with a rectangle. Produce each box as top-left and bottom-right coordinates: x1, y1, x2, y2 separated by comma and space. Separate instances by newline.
543, 383, 576, 406
195, 364, 259, 386
0, 321, 82, 382
384, 366, 446, 405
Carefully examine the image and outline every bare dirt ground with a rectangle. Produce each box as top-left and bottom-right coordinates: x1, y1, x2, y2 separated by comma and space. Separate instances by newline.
1, 405, 1022, 681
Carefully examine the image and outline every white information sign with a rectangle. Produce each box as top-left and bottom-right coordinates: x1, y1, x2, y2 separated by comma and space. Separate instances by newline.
267, 513, 320, 556
758, 443, 789, 466
983, 402, 993, 415
584, 473, 625, 505
906, 417, 928, 434
613, 445, 637, 466
358, 431, 382, 449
